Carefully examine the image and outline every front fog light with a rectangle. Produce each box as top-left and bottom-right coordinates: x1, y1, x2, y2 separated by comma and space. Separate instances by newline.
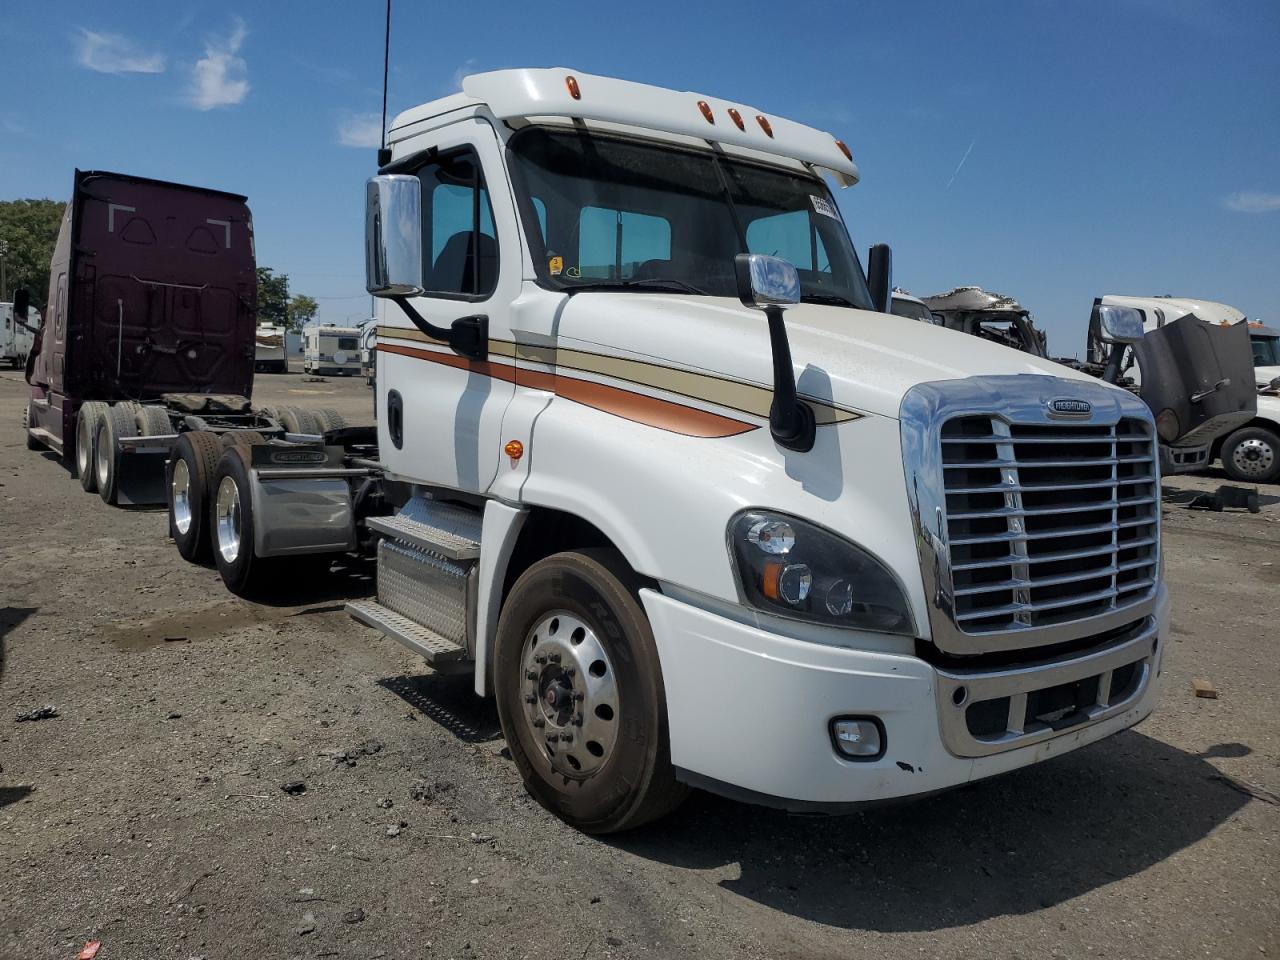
830, 717, 884, 760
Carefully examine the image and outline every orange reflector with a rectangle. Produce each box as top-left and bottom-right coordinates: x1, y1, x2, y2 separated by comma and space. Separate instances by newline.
761, 561, 783, 601
697, 100, 715, 124
835, 139, 852, 161
727, 108, 745, 130
756, 114, 774, 138
565, 75, 581, 100
504, 440, 524, 461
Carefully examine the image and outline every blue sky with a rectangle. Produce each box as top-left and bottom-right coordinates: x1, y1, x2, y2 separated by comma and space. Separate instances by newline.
2, 0, 1277, 353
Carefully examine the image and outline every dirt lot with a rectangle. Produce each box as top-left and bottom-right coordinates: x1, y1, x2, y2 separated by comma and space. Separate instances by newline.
1, 365, 1277, 960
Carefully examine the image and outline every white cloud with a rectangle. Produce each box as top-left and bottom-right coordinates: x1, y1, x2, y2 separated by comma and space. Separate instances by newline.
451, 59, 477, 92
1224, 191, 1280, 214
337, 112, 384, 148
187, 18, 249, 110
75, 28, 166, 74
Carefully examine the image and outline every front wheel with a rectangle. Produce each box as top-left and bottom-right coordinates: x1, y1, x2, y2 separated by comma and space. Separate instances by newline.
494, 549, 686, 834
1221, 425, 1280, 483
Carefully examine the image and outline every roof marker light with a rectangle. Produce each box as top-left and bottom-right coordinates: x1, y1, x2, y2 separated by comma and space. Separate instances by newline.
727, 108, 745, 130
835, 139, 853, 162
697, 100, 715, 124
565, 75, 581, 100
755, 114, 774, 138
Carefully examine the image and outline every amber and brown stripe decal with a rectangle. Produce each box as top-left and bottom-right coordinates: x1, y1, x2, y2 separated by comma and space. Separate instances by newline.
375, 325, 862, 439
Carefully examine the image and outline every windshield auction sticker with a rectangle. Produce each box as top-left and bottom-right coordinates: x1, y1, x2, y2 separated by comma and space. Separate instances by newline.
810, 195, 840, 220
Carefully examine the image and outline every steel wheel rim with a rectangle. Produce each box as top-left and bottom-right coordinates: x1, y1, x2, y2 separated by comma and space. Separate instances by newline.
520, 611, 620, 780
1231, 438, 1274, 478
77, 415, 92, 477
171, 459, 193, 535
214, 476, 242, 563
94, 423, 110, 489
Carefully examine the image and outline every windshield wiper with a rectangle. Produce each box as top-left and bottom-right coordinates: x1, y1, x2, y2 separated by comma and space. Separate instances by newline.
563, 278, 710, 296
800, 293, 858, 308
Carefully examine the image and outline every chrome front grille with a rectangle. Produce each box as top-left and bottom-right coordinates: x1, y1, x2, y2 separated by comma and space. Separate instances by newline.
940, 415, 1159, 633
901, 374, 1162, 657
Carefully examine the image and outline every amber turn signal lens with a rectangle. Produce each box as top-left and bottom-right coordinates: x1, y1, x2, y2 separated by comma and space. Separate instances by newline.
565, 75, 581, 100
761, 561, 782, 601
755, 114, 773, 138
697, 100, 715, 124
727, 108, 745, 130
504, 440, 524, 460
835, 139, 852, 161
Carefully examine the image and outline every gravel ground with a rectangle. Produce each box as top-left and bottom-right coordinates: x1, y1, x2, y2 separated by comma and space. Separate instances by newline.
1, 364, 1277, 960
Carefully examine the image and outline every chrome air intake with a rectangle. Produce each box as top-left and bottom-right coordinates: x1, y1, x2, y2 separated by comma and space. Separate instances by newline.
902, 375, 1160, 657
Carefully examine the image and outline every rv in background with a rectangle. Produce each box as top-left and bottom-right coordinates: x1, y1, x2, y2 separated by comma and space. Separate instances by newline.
359, 318, 378, 384
2, 302, 41, 367
254, 324, 288, 373
303, 323, 362, 376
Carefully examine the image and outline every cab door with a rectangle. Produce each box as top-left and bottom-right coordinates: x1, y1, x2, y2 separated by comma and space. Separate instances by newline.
376, 119, 519, 494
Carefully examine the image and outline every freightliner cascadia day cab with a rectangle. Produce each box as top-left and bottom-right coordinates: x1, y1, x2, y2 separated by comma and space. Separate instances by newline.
22, 170, 343, 506
169, 69, 1169, 833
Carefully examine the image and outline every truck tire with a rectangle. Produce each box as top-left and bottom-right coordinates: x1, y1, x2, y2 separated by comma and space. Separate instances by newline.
277, 405, 322, 435
494, 549, 686, 834
169, 431, 223, 561
75, 401, 109, 491
313, 408, 347, 434
23, 404, 41, 451
220, 430, 266, 450
210, 446, 273, 597
95, 404, 138, 504
135, 405, 171, 437
1221, 425, 1280, 483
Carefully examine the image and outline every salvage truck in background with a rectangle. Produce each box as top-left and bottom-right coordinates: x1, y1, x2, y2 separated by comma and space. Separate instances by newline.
21, 170, 343, 505
164, 69, 1169, 832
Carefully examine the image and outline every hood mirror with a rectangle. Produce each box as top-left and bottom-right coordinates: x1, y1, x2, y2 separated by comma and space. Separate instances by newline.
1098, 304, 1145, 344
735, 254, 814, 453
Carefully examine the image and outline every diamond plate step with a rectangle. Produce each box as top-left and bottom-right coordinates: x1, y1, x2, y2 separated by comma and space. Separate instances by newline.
366, 498, 482, 560
346, 599, 468, 665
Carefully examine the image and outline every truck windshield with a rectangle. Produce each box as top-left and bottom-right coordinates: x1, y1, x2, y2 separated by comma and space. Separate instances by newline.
1252, 336, 1280, 366
507, 126, 875, 309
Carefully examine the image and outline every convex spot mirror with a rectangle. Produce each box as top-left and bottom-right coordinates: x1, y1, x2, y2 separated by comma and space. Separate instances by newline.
735, 253, 800, 310
365, 175, 424, 298
1098, 304, 1145, 344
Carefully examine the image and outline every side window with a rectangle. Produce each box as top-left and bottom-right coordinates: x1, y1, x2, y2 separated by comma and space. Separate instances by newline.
746, 210, 830, 274
578, 207, 671, 280
418, 149, 498, 298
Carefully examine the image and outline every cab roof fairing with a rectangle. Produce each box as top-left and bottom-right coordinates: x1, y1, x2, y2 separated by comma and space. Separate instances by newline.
388, 68, 860, 187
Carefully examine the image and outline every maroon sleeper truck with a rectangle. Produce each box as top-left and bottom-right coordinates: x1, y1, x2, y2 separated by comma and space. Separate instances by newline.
23, 170, 343, 507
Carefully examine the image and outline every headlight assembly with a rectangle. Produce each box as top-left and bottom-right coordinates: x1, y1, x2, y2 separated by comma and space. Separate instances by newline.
728, 510, 915, 635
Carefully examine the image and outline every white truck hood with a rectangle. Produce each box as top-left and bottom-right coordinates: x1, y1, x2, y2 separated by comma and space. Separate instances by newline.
556, 294, 1098, 420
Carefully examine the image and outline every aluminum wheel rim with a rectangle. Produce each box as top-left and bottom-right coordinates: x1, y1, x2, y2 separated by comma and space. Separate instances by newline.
520, 611, 620, 780
214, 476, 242, 564
77, 415, 92, 477
94, 423, 110, 489
1231, 438, 1274, 478
171, 459, 193, 535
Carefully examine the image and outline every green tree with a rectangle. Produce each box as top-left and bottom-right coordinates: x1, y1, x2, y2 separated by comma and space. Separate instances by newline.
256, 266, 290, 327
0, 199, 67, 306
286, 293, 319, 332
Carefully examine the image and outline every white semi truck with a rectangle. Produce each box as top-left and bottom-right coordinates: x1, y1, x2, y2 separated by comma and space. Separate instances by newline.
1, 301, 40, 368
166, 69, 1168, 832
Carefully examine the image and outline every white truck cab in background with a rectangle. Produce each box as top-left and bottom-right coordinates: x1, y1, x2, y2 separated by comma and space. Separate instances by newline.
303, 323, 363, 376
183, 68, 1168, 832
1, 302, 41, 368
889, 289, 939, 324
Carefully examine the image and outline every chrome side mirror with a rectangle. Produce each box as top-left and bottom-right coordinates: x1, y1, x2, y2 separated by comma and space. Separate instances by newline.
1098, 304, 1144, 344
734, 254, 800, 310
365, 175, 424, 297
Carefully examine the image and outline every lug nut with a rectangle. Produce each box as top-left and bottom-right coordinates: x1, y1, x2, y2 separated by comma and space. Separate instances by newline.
572, 713, 583, 726
524, 694, 537, 704
525, 670, 538, 681
533, 654, 547, 665
532, 717, 545, 728
559, 731, 573, 742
